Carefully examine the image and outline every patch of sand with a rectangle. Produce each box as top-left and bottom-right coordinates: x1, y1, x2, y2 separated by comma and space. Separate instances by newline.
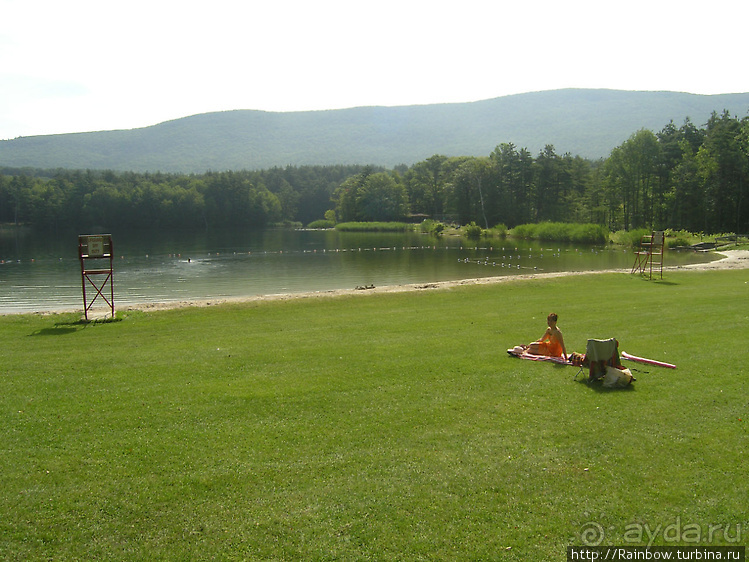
673, 249, 749, 270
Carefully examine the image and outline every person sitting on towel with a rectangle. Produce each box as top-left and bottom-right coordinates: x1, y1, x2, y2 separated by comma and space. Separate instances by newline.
525, 312, 567, 360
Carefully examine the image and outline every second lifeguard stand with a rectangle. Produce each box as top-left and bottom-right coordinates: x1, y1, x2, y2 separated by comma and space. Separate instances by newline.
631, 230, 664, 280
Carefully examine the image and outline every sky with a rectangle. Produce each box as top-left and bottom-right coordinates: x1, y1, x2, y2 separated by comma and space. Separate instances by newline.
1, 0, 748, 140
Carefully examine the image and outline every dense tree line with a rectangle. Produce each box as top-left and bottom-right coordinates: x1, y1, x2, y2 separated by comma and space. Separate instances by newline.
2, 111, 747, 234
601, 111, 748, 233
0, 165, 378, 231
397, 110, 748, 233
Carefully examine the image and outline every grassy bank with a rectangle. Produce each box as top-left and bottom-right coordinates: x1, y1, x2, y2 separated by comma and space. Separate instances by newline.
2, 270, 747, 560
335, 221, 413, 232
510, 222, 609, 244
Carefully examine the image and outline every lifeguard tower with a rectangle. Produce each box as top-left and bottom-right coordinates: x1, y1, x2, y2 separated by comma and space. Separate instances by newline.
631, 230, 665, 280
78, 234, 115, 320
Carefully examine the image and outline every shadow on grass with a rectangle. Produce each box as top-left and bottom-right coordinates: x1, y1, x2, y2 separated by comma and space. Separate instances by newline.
574, 378, 637, 393
29, 316, 122, 336
539, 363, 637, 392
633, 276, 679, 286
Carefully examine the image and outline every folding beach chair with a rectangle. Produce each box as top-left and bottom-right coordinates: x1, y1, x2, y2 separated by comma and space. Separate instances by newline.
584, 338, 621, 382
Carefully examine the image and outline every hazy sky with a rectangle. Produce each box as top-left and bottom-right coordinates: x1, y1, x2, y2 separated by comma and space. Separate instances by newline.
2, 0, 747, 140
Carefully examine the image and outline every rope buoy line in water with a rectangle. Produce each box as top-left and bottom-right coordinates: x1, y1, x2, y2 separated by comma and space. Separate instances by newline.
197, 246, 581, 257
3, 245, 602, 264
459, 258, 542, 270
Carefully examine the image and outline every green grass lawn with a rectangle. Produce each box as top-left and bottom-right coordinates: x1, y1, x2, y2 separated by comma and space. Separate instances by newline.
1, 269, 747, 560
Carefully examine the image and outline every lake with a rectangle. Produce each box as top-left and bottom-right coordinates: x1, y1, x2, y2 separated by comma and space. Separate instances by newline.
0, 227, 716, 314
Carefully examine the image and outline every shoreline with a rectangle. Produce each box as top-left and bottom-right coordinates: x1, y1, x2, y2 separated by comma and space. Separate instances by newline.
14, 250, 749, 317
119, 249, 749, 314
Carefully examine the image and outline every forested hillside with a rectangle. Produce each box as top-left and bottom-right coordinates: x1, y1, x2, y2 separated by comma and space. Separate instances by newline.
2, 110, 747, 234
2, 89, 749, 173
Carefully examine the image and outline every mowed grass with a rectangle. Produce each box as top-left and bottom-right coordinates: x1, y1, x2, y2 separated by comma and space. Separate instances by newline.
1, 270, 748, 560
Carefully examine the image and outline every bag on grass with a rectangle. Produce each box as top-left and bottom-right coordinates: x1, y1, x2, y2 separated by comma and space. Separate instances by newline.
602, 366, 634, 388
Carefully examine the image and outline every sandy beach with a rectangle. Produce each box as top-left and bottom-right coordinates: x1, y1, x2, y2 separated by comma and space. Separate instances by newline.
116, 249, 748, 314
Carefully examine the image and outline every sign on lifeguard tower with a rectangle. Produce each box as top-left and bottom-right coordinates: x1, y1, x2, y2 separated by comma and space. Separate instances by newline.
78, 234, 115, 320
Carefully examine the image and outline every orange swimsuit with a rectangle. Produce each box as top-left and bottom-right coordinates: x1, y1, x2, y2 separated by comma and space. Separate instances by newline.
534, 334, 564, 357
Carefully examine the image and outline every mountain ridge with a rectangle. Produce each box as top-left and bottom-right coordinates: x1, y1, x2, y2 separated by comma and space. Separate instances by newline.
2, 89, 748, 173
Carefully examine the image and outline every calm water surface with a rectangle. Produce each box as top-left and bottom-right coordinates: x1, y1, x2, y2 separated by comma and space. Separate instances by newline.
0, 228, 716, 314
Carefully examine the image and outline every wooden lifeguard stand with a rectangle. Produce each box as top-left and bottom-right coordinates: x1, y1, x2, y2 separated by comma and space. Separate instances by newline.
631, 230, 665, 279
79, 234, 115, 320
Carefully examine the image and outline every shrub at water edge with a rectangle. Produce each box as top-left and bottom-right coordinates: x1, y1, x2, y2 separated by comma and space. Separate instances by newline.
510, 222, 609, 244
335, 222, 413, 232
